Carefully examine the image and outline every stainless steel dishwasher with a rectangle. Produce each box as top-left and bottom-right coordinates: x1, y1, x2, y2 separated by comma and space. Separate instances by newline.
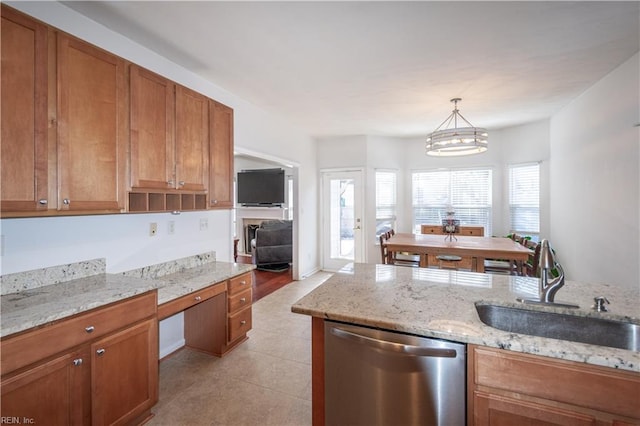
325, 321, 466, 426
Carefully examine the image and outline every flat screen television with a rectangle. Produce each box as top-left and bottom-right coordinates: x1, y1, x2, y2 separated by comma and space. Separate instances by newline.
237, 168, 285, 206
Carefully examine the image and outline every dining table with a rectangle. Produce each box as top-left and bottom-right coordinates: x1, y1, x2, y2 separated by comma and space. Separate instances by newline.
384, 232, 532, 275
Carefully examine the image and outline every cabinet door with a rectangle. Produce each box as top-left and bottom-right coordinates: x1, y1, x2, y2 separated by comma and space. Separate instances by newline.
130, 64, 175, 190
1, 349, 90, 425
57, 34, 126, 212
0, 6, 49, 213
209, 100, 234, 208
473, 391, 597, 426
175, 85, 208, 191
91, 318, 158, 426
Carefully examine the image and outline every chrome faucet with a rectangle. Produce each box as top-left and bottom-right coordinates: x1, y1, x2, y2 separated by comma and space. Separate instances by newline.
538, 239, 564, 303
517, 239, 578, 308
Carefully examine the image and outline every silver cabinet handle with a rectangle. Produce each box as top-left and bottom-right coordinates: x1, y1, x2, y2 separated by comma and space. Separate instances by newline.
85, 326, 95, 333
330, 327, 457, 358
167, 180, 174, 186
240, 297, 246, 303
63, 198, 70, 205
212, 199, 218, 204
178, 181, 185, 186
96, 349, 106, 356
73, 358, 83, 366
240, 320, 247, 325
38, 199, 48, 205
195, 296, 202, 301
239, 280, 246, 286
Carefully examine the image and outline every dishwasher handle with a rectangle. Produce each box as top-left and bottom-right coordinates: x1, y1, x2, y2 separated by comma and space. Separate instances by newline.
330, 327, 457, 358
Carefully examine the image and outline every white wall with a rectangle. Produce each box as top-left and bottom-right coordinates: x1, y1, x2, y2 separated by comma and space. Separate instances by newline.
1, 2, 319, 279
550, 53, 639, 289
316, 123, 553, 265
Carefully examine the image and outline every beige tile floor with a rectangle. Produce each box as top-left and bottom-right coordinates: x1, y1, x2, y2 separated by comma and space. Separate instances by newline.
148, 271, 333, 426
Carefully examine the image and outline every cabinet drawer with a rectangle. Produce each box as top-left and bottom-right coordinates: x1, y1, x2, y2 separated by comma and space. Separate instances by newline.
158, 282, 226, 320
228, 272, 252, 296
428, 254, 474, 270
228, 288, 252, 314
472, 346, 640, 419
228, 307, 252, 343
1, 291, 157, 376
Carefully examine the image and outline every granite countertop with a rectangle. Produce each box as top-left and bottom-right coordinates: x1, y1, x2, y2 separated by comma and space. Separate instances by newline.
0, 273, 157, 337
291, 263, 640, 373
153, 262, 255, 305
1, 258, 255, 338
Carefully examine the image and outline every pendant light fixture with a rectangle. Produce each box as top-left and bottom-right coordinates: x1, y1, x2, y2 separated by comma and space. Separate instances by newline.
425, 98, 488, 156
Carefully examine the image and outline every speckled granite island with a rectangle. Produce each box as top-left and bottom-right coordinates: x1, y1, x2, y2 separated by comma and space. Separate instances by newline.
292, 263, 640, 425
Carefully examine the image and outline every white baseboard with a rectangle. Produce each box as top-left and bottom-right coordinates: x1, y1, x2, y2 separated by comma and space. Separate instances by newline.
160, 338, 185, 359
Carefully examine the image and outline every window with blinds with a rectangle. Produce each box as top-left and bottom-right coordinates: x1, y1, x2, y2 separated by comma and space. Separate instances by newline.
412, 168, 492, 235
509, 163, 540, 234
375, 170, 397, 239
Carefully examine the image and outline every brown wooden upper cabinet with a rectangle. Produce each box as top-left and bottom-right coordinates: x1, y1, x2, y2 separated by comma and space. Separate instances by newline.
209, 100, 234, 208
1, 5, 234, 216
1, 6, 127, 216
57, 34, 127, 213
130, 64, 208, 192
1, 6, 49, 214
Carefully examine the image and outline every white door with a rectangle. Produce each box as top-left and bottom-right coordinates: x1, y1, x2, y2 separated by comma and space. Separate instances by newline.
321, 170, 365, 271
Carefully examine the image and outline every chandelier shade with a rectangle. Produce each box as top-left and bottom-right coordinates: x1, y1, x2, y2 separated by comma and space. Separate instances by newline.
426, 98, 488, 157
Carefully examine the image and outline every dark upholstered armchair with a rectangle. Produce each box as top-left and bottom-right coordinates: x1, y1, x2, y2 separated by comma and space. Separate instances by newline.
251, 220, 293, 270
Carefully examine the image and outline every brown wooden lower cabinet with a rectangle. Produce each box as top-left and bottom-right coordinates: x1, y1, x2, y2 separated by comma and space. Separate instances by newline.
468, 344, 640, 426
1, 348, 91, 425
158, 271, 253, 358
0, 291, 158, 426
226, 273, 252, 348
91, 318, 158, 425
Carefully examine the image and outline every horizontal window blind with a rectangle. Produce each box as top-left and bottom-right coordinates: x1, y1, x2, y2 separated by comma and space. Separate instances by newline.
412, 168, 492, 235
509, 163, 540, 234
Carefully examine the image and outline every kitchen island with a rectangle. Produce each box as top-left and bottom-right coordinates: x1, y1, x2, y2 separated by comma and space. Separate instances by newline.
291, 263, 640, 425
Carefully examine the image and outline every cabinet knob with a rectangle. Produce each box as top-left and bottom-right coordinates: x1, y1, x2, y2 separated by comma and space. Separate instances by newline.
195, 296, 202, 301
167, 180, 174, 186
240, 297, 246, 303
73, 358, 83, 366
38, 199, 48, 205
212, 199, 218, 204
178, 181, 185, 187
63, 198, 70, 205
96, 349, 106, 356
85, 326, 95, 333
240, 320, 247, 325
240, 280, 246, 286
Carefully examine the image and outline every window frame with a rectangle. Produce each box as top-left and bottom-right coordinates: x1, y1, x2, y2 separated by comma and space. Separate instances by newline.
411, 167, 493, 235
375, 169, 398, 241
508, 162, 540, 236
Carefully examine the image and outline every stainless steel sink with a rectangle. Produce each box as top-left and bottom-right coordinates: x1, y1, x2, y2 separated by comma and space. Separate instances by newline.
475, 302, 640, 351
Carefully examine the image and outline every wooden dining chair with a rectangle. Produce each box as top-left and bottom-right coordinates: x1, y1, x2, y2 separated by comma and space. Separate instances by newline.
386, 230, 420, 267
524, 241, 541, 277
379, 233, 390, 264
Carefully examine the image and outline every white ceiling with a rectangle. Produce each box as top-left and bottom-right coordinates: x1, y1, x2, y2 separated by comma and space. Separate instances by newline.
63, 1, 639, 139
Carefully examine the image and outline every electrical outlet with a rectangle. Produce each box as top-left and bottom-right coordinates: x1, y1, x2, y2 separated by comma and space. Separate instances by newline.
149, 222, 158, 236
168, 221, 175, 235
199, 218, 208, 231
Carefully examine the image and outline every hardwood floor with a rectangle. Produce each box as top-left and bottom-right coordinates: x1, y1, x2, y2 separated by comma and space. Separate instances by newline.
236, 255, 293, 302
